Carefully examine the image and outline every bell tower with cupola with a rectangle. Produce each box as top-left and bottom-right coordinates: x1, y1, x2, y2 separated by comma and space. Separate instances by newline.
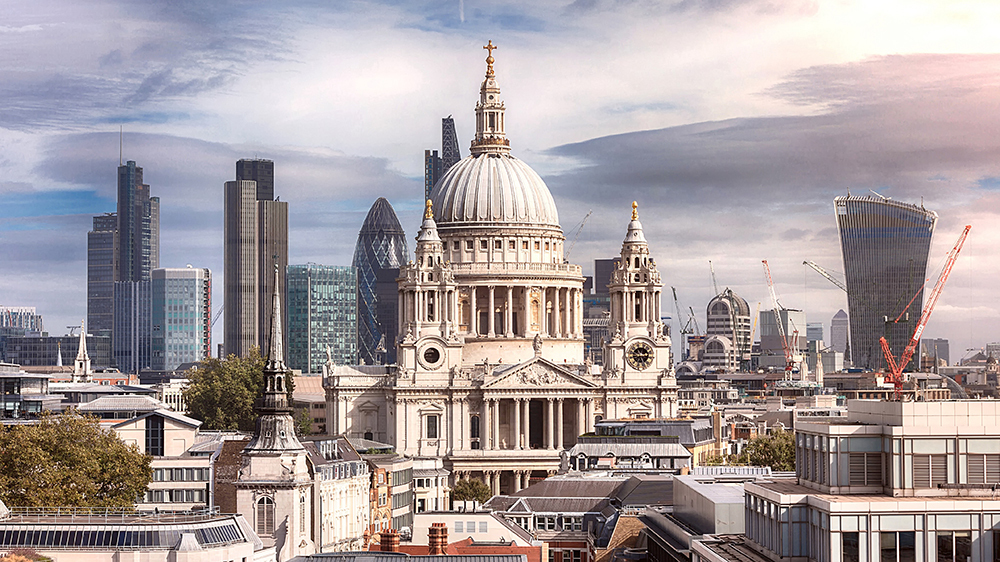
604, 202, 673, 383
396, 200, 463, 386
472, 40, 509, 156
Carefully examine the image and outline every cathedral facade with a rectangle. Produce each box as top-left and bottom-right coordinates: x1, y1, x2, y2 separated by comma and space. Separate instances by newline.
325, 43, 678, 495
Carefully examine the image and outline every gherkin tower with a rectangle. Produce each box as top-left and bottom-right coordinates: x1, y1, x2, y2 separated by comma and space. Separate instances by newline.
352, 198, 408, 365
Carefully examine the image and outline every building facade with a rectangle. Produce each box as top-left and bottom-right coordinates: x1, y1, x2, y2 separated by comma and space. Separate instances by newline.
151, 267, 212, 371
327, 45, 677, 497
830, 308, 849, 360
352, 198, 408, 366
287, 264, 358, 372
835, 194, 937, 371
0, 306, 43, 333
87, 212, 117, 334
224, 159, 288, 358
702, 289, 751, 372
758, 308, 807, 374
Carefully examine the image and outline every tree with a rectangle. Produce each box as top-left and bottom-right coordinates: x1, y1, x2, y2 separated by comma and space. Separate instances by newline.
294, 406, 313, 437
451, 478, 492, 504
0, 413, 151, 508
738, 428, 795, 471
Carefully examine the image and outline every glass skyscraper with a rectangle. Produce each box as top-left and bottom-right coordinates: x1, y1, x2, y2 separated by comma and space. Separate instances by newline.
352, 198, 408, 366
286, 264, 358, 373
151, 267, 212, 371
835, 195, 937, 371
87, 213, 117, 334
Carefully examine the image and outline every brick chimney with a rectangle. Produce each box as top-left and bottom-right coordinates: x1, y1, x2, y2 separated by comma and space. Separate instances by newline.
380, 529, 400, 552
428, 522, 449, 555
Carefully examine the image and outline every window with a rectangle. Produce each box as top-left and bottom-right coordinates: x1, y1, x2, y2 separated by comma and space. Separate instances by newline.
937, 531, 972, 562
843, 532, 859, 562
480, 240, 488, 250
967, 454, 1000, 483
479, 521, 487, 533
509, 240, 515, 249
881, 531, 916, 562
848, 452, 882, 486
145, 415, 164, 456
534, 241, 540, 250
522, 241, 528, 250
455, 521, 463, 533
300, 495, 307, 534
426, 415, 439, 439
466, 240, 473, 250
913, 454, 946, 488
256, 497, 275, 536
470, 415, 481, 439
545, 241, 550, 250
494, 240, 502, 249
453, 241, 460, 250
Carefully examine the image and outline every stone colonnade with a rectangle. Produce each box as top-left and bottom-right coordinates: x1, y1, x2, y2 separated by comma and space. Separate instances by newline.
480, 396, 595, 452
460, 285, 584, 338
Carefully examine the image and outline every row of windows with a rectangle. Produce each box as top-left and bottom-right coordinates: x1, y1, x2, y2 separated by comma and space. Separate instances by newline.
548, 550, 583, 562
0, 524, 241, 550
454, 521, 488, 533
145, 489, 207, 503
152, 467, 210, 482
450, 239, 561, 252
536, 516, 583, 531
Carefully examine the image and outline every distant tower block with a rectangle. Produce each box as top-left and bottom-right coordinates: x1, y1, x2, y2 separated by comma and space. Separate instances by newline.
442, 116, 461, 171
835, 195, 937, 371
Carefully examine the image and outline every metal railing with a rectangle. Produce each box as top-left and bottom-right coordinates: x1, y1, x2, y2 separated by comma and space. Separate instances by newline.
3, 505, 223, 524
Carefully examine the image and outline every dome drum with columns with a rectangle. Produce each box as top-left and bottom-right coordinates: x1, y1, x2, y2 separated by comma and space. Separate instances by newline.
325, 43, 676, 496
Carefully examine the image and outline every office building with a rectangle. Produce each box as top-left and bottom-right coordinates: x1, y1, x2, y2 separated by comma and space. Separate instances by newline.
1, 333, 112, 369
807, 322, 824, 343
830, 308, 849, 359
920, 337, 950, 368
835, 194, 937, 370
424, 117, 463, 201
374, 268, 401, 365
702, 288, 751, 372
744, 399, 1000, 562
758, 308, 807, 373
593, 258, 618, 296
116, 160, 159, 283
424, 149, 442, 201
286, 264, 358, 372
0, 306, 43, 332
352, 198, 407, 366
87, 213, 117, 334
224, 159, 288, 358
113, 280, 152, 373
151, 267, 212, 371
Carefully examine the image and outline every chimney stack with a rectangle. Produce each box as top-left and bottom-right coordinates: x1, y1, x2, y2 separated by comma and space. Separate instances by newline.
428, 522, 449, 555
380, 529, 400, 553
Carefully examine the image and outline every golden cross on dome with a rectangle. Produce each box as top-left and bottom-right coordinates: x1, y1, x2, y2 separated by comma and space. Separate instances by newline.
483, 40, 497, 75
632, 201, 638, 220
425, 199, 434, 219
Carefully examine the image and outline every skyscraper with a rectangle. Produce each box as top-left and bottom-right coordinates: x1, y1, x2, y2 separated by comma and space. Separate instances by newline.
151, 267, 212, 370
830, 309, 849, 359
423, 117, 462, 200
286, 264, 357, 372
352, 198, 407, 365
835, 195, 937, 370
0, 307, 43, 332
87, 213, 117, 334
112, 160, 159, 372
224, 159, 288, 358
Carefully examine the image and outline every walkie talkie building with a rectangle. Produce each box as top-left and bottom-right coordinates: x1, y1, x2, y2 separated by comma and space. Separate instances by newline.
835, 195, 937, 371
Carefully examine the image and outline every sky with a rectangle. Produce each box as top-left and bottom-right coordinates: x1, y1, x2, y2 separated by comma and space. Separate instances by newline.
2, 0, 1000, 364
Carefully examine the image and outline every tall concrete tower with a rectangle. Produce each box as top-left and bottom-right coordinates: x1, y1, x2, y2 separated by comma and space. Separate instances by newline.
224, 159, 288, 358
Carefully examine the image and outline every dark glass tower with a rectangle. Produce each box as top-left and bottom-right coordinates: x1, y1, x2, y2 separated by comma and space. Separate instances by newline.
835, 195, 937, 371
286, 264, 358, 372
441, 116, 461, 171
352, 198, 408, 365
87, 213, 117, 334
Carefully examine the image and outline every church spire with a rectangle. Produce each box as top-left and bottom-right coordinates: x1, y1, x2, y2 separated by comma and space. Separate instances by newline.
72, 319, 92, 383
470, 40, 510, 156
243, 263, 304, 454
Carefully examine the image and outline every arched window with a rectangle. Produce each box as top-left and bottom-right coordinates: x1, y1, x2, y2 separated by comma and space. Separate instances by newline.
257, 496, 275, 536
300, 494, 308, 535
470, 415, 481, 438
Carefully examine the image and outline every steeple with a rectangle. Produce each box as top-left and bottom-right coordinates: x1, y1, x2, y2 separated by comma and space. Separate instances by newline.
72, 319, 93, 383
470, 40, 510, 156
243, 264, 304, 454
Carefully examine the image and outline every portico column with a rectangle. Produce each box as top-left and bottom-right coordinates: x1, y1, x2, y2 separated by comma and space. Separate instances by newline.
470, 287, 478, 336
577, 399, 585, 437
522, 471, 530, 490
522, 398, 531, 449
546, 398, 555, 450
556, 398, 564, 449
488, 286, 496, 337
481, 399, 490, 450
505, 286, 514, 338
586, 399, 594, 433
513, 398, 522, 450
542, 290, 549, 336
553, 288, 561, 338
492, 399, 500, 449
514, 470, 523, 492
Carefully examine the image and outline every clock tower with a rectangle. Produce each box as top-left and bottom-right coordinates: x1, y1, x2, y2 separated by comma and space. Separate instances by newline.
603, 202, 674, 382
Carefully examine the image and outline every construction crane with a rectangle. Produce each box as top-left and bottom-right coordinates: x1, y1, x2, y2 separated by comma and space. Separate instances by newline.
564, 210, 592, 260
688, 307, 701, 336
709, 261, 720, 296
762, 260, 796, 380
210, 304, 225, 329
802, 261, 847, 293
881, 225, 971, 399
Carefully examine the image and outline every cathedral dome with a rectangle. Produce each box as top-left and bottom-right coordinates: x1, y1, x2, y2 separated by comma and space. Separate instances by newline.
432, 154, 560, 229
431, 40, 561, 232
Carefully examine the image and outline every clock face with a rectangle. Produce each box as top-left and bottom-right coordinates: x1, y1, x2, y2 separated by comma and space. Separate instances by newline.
626, 342, 654, 370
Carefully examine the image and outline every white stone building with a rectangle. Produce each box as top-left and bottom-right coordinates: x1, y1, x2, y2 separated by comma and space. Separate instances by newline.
325, 44, 678, 496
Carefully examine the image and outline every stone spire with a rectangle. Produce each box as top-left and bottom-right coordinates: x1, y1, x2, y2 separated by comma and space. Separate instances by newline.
624, 201, 647, 244
417, 199, 441, 244
244, 264, 304, 454
471, 40, 510, 156
56, 342, 62, 367
72, 319, 92, 383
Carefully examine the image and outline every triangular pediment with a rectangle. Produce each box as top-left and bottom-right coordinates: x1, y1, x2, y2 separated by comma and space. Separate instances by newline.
508, 498, 533, 513
483, 357, 599, 389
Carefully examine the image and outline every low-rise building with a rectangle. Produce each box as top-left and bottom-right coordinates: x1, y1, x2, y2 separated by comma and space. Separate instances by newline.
595, 418, 715, 465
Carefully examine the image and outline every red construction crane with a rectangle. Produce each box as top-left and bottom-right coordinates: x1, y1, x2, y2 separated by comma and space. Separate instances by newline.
762, 260, 796, 380
881, 225, 972, 399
